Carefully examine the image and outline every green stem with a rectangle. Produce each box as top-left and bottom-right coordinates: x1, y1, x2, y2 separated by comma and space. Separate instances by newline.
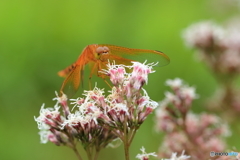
65, 128, 83, 160
123, 116, 130, 160
129, 128, 137, 145
86, 147, 93, 160
123, 140, 130, 160
72, 146, 83, 160
94, 150, 100, 160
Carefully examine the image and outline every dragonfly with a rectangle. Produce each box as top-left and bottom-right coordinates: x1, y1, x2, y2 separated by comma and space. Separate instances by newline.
58, 44, 170, 96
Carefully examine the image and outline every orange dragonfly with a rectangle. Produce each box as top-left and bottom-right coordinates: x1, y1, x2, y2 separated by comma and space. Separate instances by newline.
58, 44, 170, 96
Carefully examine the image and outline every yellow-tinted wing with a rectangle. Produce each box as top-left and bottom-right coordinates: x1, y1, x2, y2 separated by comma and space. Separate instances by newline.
98, 44, 170, 66
59, 64, 84, 97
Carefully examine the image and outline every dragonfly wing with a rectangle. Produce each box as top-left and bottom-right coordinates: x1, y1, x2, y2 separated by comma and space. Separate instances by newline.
60, 64, 84, 97
101, 54, 133, 67
58, 63, 76, 78
98, 44, 170, 66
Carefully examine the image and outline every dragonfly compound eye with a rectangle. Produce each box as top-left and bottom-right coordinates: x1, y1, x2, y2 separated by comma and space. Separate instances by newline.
96, 46, 109, 56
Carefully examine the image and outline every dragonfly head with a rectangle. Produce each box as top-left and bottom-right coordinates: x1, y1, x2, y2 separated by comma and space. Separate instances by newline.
95, 46, 110, 60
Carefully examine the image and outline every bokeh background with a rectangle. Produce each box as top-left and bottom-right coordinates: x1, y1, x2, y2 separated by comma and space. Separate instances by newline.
1, 0, 239, 160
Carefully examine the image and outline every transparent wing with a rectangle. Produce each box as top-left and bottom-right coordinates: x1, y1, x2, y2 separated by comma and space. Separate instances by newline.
60, 64, 84, 97
98, 44, 170, 66
58, 63, 76, 78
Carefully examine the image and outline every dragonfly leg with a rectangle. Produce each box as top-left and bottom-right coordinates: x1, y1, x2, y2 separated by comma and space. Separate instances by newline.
97, 62, 112, 89
89, 62, 98, 90
103, 79, 112, 88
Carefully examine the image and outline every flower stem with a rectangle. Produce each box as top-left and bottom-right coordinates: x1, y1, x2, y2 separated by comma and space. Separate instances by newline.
94, 150, 100, 160
129, 129, 137, 145
123, 116, 130, 160
72, 146, 83, 160
123, 140, 130, 160
86, 147, 93, 160
66, 128, 83, 160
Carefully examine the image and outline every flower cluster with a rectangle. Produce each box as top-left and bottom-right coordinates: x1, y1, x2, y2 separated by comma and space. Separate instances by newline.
155, 78, 231, 160
182, 20, 240, 116
35, 104, 67, 145
182, 20, 240, 77
136, 146, 157, 160
35, 62, 158, 160
162, 151, 190, 160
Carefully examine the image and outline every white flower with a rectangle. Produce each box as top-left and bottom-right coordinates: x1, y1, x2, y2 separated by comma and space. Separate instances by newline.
164, 91, 180, 105
180, 86, 198, 100
36, 61, 159, 149
138, 88, 158, 110
127, 61, 157, 90
70, 97, 85, 110
34, 104, 61, 129
111, 103, 129, 115
166, 78, 183, 89
39, 130, 52, 144
88, 105, 104, 124
52, 91, 68, 105
163, 151, 190, 160
222, 28, 240, 50
182, 21, 224, 48
136, 146, 157, 160
100, 61, 127, 85
61, 111, 85, 129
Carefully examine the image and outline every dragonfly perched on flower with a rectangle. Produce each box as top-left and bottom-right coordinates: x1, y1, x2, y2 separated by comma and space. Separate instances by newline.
58, 44, 170, 96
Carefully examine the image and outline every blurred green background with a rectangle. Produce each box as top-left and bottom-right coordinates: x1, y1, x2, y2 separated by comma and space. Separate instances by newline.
1, 0, 239, 160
